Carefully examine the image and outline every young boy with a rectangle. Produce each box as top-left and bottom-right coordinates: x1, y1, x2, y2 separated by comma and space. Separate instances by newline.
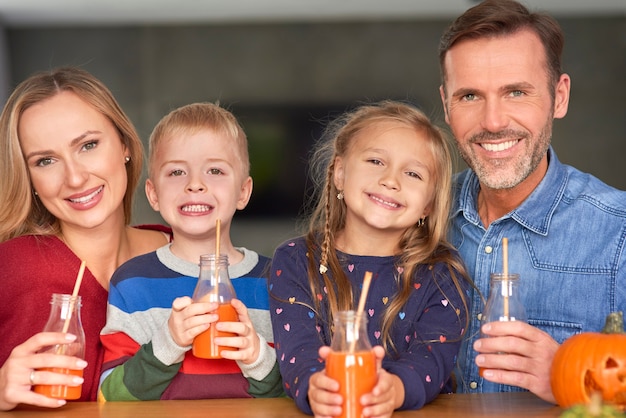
98, 102, 282, 401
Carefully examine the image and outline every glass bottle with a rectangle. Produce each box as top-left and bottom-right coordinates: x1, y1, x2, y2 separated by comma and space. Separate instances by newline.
325, 311, 377, 418
32, 293, 85, 400
479, 273, 527, 377
191, 254, 238, 359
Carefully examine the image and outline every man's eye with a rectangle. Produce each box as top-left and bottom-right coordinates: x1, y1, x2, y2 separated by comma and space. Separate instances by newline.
510, 90, 524, 97
462, 94, 476, 101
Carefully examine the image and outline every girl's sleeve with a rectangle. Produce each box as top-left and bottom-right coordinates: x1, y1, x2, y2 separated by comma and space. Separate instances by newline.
269, 240, 328, 414
384, 263, 469, 410
98, 275, 188, 401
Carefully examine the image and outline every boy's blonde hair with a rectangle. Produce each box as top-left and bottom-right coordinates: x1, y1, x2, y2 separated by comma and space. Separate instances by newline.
148, 102, 249, 179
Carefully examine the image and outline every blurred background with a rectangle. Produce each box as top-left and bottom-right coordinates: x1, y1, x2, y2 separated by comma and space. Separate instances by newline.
0, 0, 624, 257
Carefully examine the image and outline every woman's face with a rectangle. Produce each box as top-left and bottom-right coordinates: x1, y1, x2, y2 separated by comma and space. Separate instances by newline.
18, 90, 130, 232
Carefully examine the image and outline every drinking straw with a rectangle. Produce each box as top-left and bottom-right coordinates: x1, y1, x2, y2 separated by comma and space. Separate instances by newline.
502, 238, 509, 318
61, 260, 86, 333
57, 260, 86, 354
214, 219, 221, 300
350, 271, 372, 353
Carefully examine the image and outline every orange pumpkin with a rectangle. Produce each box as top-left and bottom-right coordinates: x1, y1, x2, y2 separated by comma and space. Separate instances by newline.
550, 311, 626, 411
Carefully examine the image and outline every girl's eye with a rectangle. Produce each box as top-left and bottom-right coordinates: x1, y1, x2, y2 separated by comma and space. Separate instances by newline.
367, 159, 383, 166
407, 171, 423, 180
209, 168, 223, 175
81, 140, 98, 151
35, 157, 53, 167
169, 169, 185, 176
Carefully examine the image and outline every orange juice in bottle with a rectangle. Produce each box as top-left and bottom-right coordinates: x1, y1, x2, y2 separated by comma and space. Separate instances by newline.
325, 311, 377, 418
32, 293, 85, 400
191, 254, 238, 359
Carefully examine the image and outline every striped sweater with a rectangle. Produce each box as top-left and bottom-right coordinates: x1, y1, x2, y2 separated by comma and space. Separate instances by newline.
99, 245, 283, 401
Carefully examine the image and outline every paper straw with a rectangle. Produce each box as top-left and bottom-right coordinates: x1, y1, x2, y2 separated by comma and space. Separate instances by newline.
56, 260, 86, 354
61, 260, 86, 334
350, 271, 372, 353
502, 238, 509, 318
214, 219, 221, 301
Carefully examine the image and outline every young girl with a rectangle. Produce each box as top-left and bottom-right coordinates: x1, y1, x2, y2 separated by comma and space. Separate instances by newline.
269, 100, 472, 417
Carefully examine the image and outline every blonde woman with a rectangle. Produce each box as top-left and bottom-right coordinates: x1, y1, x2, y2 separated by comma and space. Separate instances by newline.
0, 67, 169, 410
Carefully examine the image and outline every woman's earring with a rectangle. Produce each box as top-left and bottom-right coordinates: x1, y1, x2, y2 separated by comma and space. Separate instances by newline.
125, 156, 131, 163
336, 191, 344, 200
417, 217, 425, 227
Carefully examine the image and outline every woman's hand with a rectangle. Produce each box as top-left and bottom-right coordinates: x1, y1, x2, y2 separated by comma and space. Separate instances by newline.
0, 333, 86, 411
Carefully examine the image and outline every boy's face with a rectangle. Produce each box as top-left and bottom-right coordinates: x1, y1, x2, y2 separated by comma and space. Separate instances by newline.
145, 128, 252, 241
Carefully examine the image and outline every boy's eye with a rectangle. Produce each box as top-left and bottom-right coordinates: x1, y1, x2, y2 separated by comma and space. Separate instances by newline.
209, 168, 223, 175
169, 169, 185, 176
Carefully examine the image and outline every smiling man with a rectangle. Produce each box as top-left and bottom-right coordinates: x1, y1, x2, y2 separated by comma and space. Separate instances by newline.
438, 0, 626, 404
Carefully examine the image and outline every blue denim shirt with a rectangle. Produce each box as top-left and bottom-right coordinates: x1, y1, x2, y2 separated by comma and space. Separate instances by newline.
450, 147, 626, 393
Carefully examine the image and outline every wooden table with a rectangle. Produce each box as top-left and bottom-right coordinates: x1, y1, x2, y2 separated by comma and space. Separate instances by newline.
2, 392, 564, 417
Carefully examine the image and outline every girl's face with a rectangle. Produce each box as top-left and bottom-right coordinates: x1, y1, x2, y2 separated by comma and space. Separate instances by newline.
334, 121, 435, 243
19, 91, 129, 232
145, 128, 252, 242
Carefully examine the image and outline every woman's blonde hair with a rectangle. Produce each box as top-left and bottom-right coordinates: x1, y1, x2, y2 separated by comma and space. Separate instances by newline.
0, 67, 143, 242
304, 100, 471, 353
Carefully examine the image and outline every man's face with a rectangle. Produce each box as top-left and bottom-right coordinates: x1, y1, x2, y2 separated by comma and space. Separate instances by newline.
440, 29, 570, 190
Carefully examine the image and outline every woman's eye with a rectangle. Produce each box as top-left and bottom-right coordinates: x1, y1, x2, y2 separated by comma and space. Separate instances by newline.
35, 157, 53, 167
81, 140, 98, 151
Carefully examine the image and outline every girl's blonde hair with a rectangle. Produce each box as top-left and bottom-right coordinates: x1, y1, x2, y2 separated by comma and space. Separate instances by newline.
147, 102, 249, 180
304, 100, 471, 353
0, 67, 143, 242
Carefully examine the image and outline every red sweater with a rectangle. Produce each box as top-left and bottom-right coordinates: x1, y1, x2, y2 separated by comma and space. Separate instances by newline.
0, 226, 170, 402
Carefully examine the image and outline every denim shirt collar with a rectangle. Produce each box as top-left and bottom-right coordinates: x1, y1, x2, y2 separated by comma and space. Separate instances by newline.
453, 146, 569, 236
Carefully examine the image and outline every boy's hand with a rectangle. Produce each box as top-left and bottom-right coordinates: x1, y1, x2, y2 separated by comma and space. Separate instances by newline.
213, 299, 260, 364
168, 296, 218, 347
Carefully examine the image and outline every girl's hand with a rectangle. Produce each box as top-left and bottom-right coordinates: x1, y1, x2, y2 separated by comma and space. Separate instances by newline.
361, 346, 404, 418
0, 333, 86, 411
308, 346, 342, 418
214, 299, 260, 365
168, 296, 218, 347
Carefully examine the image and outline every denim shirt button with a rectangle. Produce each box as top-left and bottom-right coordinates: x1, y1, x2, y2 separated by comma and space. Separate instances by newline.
477, 313, 482, 321
484, 246, 493, 254
470, 381, 478, 389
